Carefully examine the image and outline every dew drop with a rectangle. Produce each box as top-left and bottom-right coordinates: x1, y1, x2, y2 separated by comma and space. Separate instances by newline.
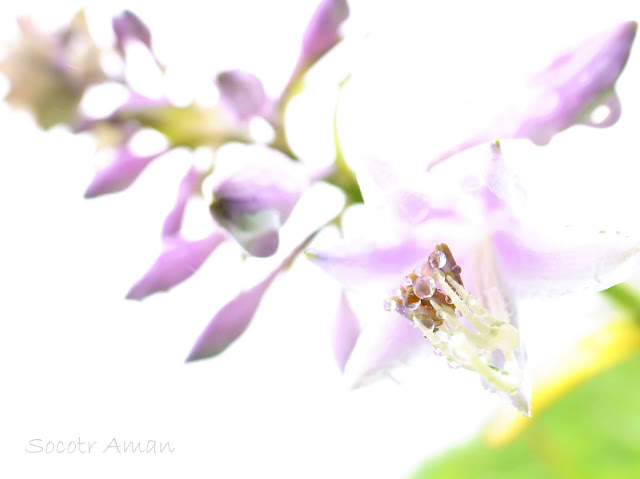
413, 261, 431, 276
467, 295, 477, 306
451, 265, 462, 275
402, 275, 415, 288
436, 310, 447, 321
410, 321, 418, 328
403, 292, 421, 310
421, 317, 436, 331
383, 298, 397, 312
429, 250, 447, 269
414, 275, 436, 299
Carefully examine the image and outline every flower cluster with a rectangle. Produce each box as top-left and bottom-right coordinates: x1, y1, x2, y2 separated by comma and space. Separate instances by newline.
2, 2, 639, 414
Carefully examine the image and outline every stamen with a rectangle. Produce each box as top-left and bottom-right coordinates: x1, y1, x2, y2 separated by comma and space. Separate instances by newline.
433, 269, 491, 336
382, 242, 524, 402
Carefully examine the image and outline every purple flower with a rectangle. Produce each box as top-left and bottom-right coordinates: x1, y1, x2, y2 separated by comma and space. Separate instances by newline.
209, 144, 309, 257
307, 139, 640, 414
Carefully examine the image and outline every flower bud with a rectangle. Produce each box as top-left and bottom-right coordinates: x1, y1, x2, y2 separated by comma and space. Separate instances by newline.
209, 144, 308, 257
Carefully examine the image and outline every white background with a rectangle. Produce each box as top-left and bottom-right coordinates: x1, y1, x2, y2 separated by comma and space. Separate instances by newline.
1, 1, 639, 478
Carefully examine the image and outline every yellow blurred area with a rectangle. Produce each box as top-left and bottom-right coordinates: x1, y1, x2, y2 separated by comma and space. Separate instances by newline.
485, 316, 640, 447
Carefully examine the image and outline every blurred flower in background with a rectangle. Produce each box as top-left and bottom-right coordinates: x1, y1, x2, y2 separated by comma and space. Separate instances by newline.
0, 11, 104, 128
3, 1, 640, 477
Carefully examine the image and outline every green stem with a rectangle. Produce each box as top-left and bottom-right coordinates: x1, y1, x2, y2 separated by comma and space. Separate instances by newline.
602, 283, 640, 325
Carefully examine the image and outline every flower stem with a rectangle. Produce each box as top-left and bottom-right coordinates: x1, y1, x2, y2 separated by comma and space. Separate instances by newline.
602, 283, 640, 325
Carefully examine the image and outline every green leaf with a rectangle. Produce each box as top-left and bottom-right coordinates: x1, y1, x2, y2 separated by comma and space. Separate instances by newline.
409, 350, 640, 479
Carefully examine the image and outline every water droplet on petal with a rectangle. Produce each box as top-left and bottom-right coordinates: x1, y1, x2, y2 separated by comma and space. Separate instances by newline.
402, 275, 415, 288
421, 317, 435, 331
414, 275, 436, 299
451, 265, 462, 275
410, 320, 418, 328
436, 310, 447, 321
383, 298, 397, 311
403, 292, 421, 310
429, 250, 447, 269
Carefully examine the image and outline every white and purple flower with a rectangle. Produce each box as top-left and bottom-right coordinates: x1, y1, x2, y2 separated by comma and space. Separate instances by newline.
304, 20, 639, 414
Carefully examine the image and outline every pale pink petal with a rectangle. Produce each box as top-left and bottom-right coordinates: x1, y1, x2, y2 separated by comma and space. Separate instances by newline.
484, 141, 525, 212
343, 311, 426, 388
467, 237, 531, 415
493, 225, 640, 298
306, 236, 428, 289
84, 147, 166, 198
508, 21, 636, 145
216, 70, 268, 123
162, 167, 203, 237
126, 231, 226, 300
112, 10, 152, 54
185, 268, 278, 361
306, 214, 474, 289
297, 0, 349, 70
431, 21, 637, 168
186, 182, 346, 362
210, 144, 308, 257
333, 292, 361, 371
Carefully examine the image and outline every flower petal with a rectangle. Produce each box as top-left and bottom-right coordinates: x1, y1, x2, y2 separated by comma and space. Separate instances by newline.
306, 214, 473, 291
467, 237, 531, 415
186, 181, 346, 361
216, 70, 268, 123
185, 267, 278, 361
431, 21, 637, 167
297, 0, 349, 70
306, 235, 427, 290
343, 310, 426, 388
333, 292, 361, 371
507, 21, 636, 145
209, 143, 308, 257
162, 167, 203, 237
493, 225, 640, 298
112, 10, 152, 54
126, 231, 226, 300
84, 146, 166, 198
